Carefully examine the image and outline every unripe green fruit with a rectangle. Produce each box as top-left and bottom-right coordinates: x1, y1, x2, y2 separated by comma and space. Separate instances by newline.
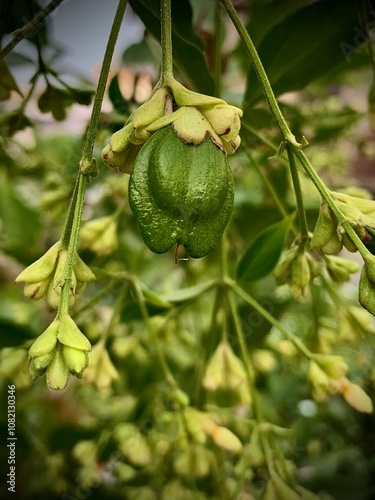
129, 126, 234, 258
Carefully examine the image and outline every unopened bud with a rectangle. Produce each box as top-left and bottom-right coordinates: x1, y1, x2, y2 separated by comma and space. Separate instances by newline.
290, 253, 311, 297
63, 345, 89, 377
203, 341, 247, 393
80, 216, 118, 256
57, 315, 91, 351
210, 425, 242, 453
83, 342, 119, 388
46, 347, 70, 390
310, 203, 337, 249
340, 378, 373, 413
15, 241, 61, 284
359, 265, 375, 316
29, 320, 59, 358
326, 255, 359, 283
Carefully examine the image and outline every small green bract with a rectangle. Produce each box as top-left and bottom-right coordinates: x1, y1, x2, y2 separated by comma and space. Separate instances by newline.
129, 126, 234, 258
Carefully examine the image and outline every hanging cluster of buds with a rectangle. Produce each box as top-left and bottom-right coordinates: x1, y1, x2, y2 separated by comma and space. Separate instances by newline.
15, 240, 95, 309
28, 315, 91, 390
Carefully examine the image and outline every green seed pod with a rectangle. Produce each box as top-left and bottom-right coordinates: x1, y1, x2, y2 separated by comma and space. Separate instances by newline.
129, 126, 234, 258
310, 203, 337, 249
359, 265, 375, 316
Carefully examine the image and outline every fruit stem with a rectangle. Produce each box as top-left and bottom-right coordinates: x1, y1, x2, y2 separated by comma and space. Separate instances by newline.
57, 0, 128, 318
160, 0, 174, 85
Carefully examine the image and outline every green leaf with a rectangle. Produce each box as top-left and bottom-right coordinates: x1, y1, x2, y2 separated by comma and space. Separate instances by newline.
243, 0, 359, 114
129, 0, 214, 94
108, 74, 131, 116
237, 214, 295, 282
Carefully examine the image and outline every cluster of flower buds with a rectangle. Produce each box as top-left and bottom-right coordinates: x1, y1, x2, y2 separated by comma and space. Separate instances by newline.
80, 215, 118, 256
82, 340, 119, 389
202, 340, 250, 405
28, 315, 91, 390
308, 354, 373, 413
15, 240, 96, 309
273, 244, 320, 298
101, 78, 242, 173
311, 191, 375, 255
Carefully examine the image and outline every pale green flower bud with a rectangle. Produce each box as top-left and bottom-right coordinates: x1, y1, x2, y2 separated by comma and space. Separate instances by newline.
114, 462, 137, 482
23, 279, 50, 300
310, 203, 337, 249
203, 341, 248, 400
315, 354, 348, 379
325, 255, 359, 283
29, 320, 59, 358
15, 241, 61, 284
101, 122, 133, 168
73, 440, 97, 463
210, 425, 242, 454
184, 407, 207, 444
114, 423, 152, 467
252, 349, 277, 373
359, 265, 375, 316
320, 232, 343, 255
31, 350, 56, 372
130, 87, 168, 129
46, 347, 70, 390
74, 254, 96, 282
83, 341, 119, 388
80, 216, 118, 256
174, 445, 212, 478
342, 233, 357, 252
170, 79, 225, 108
273, 248, 298, 285
62, 345, 89, 377
340, 377, 373, 413
290, 253, 311, 298
57, 315, 91, 351
308, 361, 330, 402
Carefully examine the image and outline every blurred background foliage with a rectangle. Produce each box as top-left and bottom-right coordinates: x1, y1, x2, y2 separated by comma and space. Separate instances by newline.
1, 0, 375, 499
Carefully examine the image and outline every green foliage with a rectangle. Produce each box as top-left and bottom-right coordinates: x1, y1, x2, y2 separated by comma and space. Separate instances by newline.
1, 1, 375, 499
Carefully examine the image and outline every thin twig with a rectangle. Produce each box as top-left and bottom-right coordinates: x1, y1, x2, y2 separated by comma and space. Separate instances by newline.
0, 0, 65, 61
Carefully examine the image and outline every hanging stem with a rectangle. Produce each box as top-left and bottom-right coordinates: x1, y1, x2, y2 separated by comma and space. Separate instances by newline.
231, 283, 313, 359
160, 0, 174, 85
219, 0, 299, 146
57, 0, 128, 317
287, 146, 309, 242
131, 278, 177, 389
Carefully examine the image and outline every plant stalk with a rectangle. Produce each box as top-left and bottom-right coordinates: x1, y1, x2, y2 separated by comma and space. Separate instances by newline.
58, 0, 128, 317
160, 0, 174, 85
287, 146, 309, 241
